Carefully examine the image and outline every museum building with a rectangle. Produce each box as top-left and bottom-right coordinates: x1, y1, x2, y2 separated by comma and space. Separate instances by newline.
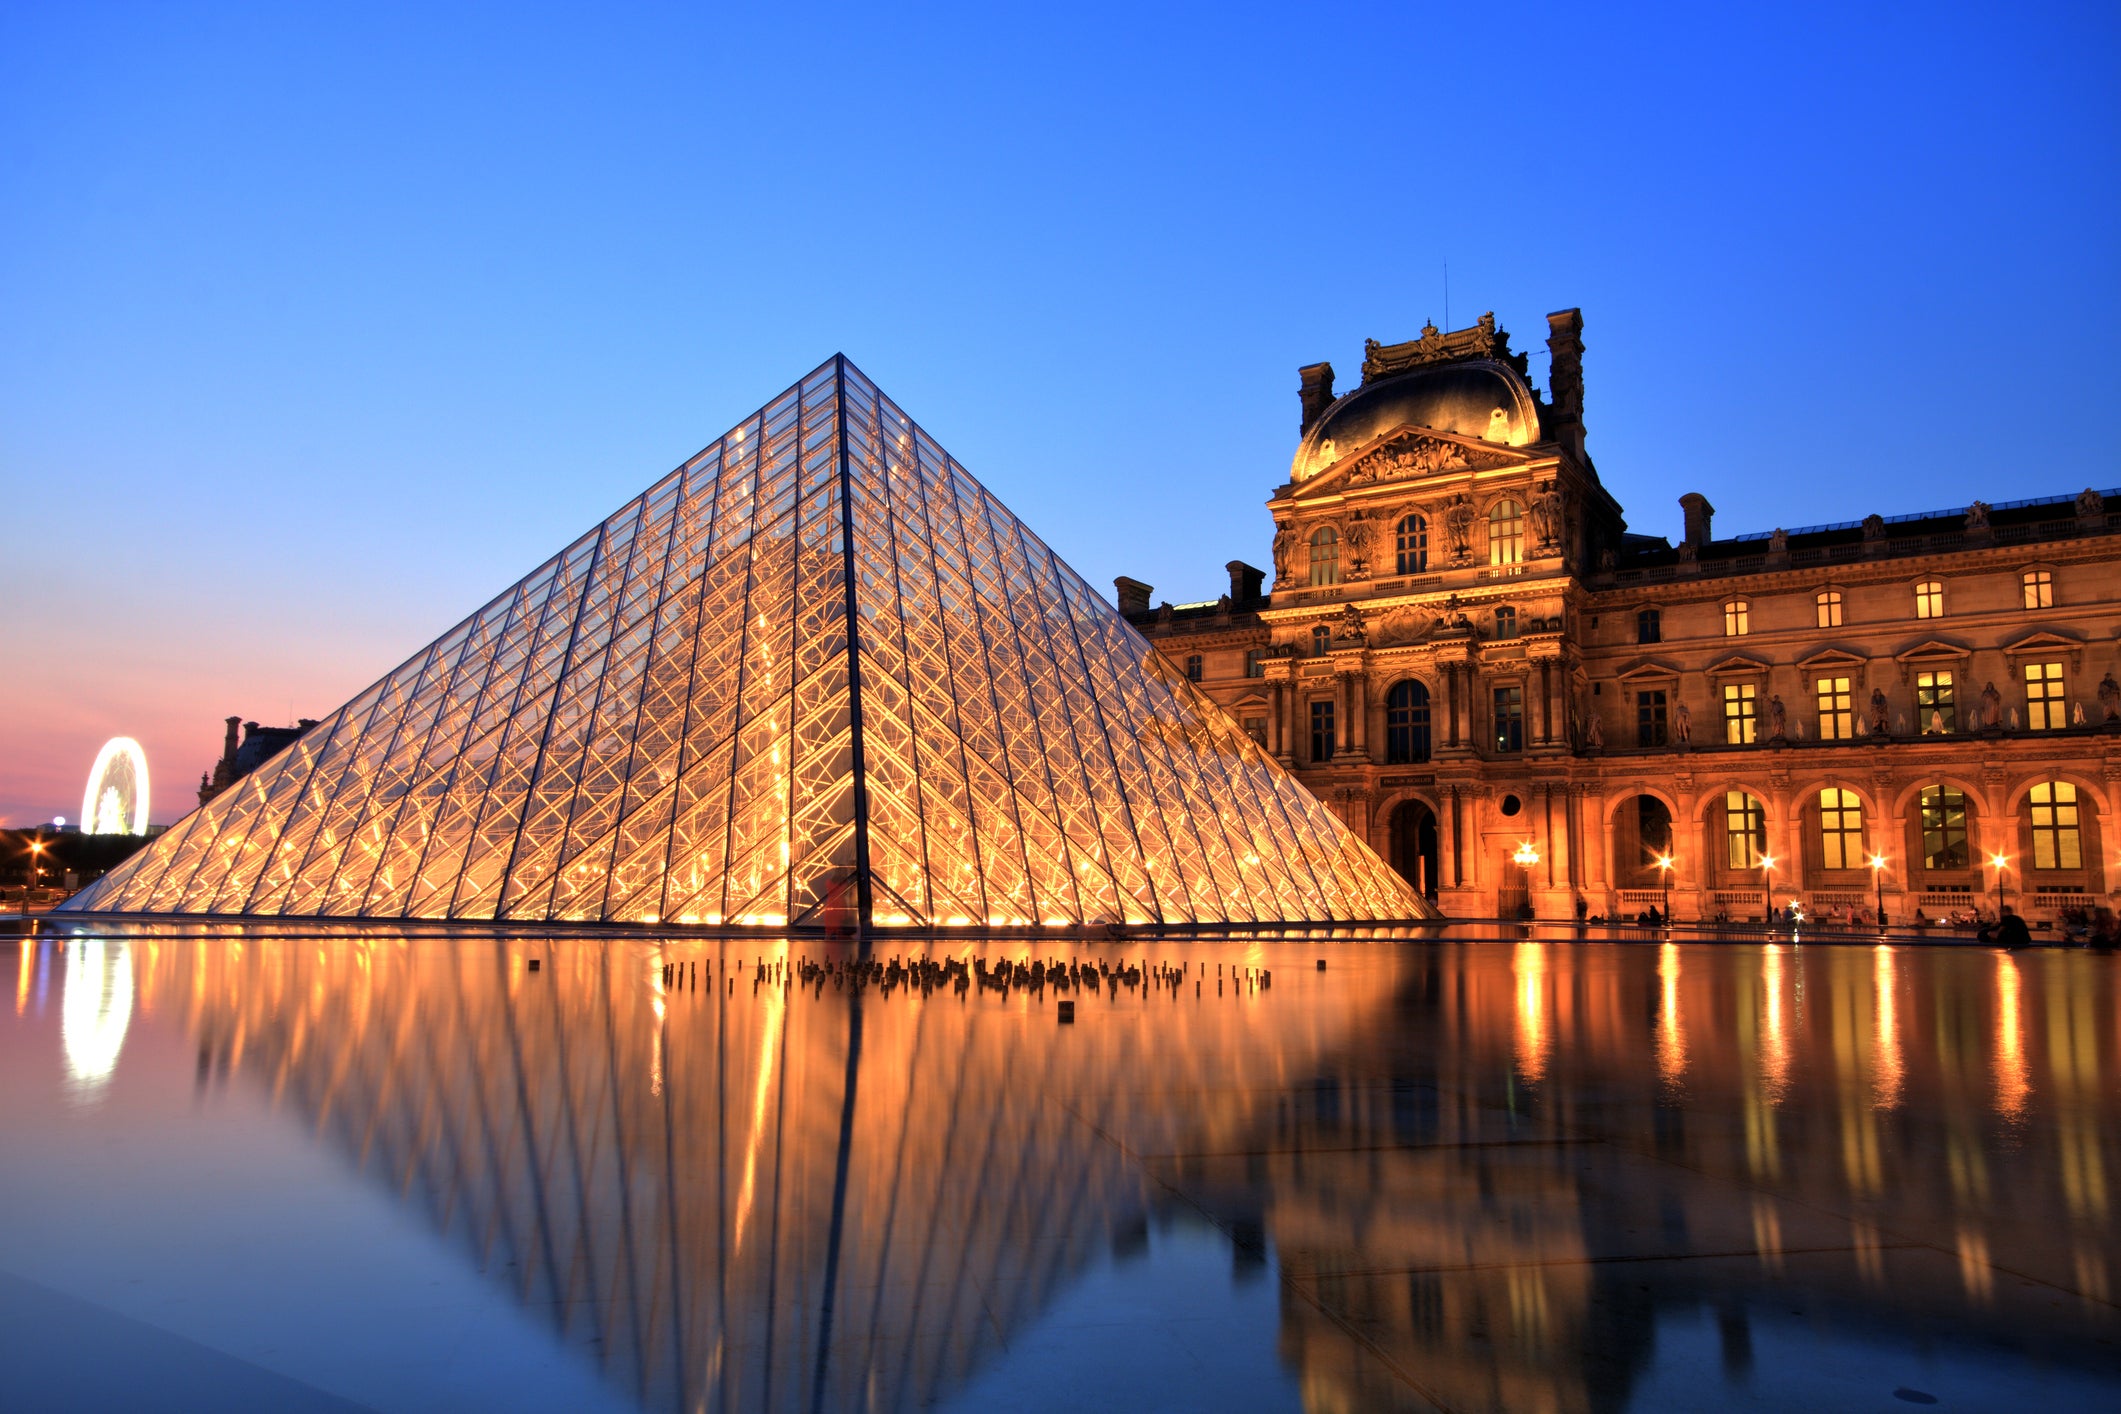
1123, 311, 2121, 924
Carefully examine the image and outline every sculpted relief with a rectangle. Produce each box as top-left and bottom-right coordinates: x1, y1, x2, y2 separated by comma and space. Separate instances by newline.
1441, 496, 1477, 564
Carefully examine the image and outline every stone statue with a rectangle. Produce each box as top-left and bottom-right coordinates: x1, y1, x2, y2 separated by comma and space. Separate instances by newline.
1965, 500, 1991, 532
1214, 594, 1231, 618
1930, 709, 1946, 734
1981, 680, 2003, 729
2077, 487, 2106, 519
1442, 496, 1477, 561
1155, 602, 1173, 625
1862, 513, 1886, 541
1597, 547, 1618, 571
1342, 513, 1373, 579
1765, 695, 1787, 741
1529, 484, 1562, 547
2074, 701, 2087, 726
2098, 671, 2120, 721
1677, 539, 1698, 563
1769, 527, 1789, 557
1586, 710, 1604, 751
1673, 700, 1692, 743
1868, 687, 1890, 735
1271, 521, 1297, 582
1337, 602, 1367, 643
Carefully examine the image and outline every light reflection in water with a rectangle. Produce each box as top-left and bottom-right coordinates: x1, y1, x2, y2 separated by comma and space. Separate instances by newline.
18, 927, 2120, 1414
60, 938, 133, 1097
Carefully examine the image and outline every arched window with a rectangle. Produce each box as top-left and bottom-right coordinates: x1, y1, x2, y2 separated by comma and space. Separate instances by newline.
1385, 680, 1431, 764
1488, 500, 1524, 567
1918, 785, 1969, 869
2029, 782, 2082, 870
1914, 580, 1944, 619
1395, 514, 1429, 575
1493, 605, 1517, 640
1723, 791, 1767, 869
1818, 787, 1865, 869
1311, 624, 1332, 658
1815, 589, 1843, 628
1309, 527, 1340, 586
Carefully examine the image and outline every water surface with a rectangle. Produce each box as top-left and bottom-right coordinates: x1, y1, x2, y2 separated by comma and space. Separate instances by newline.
2, 928, 2115, 1412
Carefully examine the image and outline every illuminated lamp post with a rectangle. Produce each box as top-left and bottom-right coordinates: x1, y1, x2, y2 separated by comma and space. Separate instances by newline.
1654, 852, 1675, 927
26, 835, 45, 898
1988, 851, 2010, 921
1512, 840, 1540, 921
1867, 853, 1888, 932
1759, 853, 1778, 926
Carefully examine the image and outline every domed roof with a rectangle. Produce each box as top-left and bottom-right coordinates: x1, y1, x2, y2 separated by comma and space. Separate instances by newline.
1291, 358, 1543, 483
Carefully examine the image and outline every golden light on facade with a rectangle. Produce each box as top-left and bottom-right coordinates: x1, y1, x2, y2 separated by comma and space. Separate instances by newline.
1512, 841, 1541, 868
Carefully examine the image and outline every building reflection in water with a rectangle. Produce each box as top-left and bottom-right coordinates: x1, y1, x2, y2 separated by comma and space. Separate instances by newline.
57, 928, 2121, 1413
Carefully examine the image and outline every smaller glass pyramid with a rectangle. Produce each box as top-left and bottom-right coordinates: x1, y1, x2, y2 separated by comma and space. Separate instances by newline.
63, 358, 1429, 927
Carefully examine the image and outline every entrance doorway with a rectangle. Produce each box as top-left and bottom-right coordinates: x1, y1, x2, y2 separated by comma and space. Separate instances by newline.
1389, 799, 1440, 900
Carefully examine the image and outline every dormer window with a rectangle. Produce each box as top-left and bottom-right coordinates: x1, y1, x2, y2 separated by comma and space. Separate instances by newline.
1309, 527, 1340, 587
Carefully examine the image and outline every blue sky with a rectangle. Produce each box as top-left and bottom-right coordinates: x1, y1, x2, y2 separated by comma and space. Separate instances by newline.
2, 1, 2116, 824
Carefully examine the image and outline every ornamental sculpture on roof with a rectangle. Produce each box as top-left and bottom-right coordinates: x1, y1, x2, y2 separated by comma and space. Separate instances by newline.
1361, 311, 1512, 383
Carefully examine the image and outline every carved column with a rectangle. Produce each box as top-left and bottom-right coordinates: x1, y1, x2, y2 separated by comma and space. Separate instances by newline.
1350, 672, 1369, 757
1447, 786, 1464, 888
1539, 660, 1554, 745
1582, 785, 1609, 902
1271, 679, 1289, 762
1543, 783, 1566, 889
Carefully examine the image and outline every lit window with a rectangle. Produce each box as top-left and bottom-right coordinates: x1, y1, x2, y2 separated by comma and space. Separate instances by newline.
1385, 680, 1431, 764
1918, 785, 1969, 870
1241, 716, 1268, 748
1722, 682, 1757, 744
2025, 661, 2066, 730
1309, 700, 1336, 762
2029, 781, 2081, 870
1493, 606, 1517, 640
1637, 608, 1661, 644
1914, 580, 1944, 619
1243, 649, 1265, 678
1636, 690, 1668, 748
1309, 526, 1340, 586
1488, 501, 1524, 568
1818, 787, 1865, 870
1724, 791, 1767, 870
1184, 654, 1203, 683
1917, 670, 1955, 733
1395, 514, 1428, 575
1492, 686, 1524, 752
2022, 569, 2053, 610
1723, 599, 1750, 636
1815, 590, 1843, 628
1816, 675, 1853, 740
1311, 625, 1332, 658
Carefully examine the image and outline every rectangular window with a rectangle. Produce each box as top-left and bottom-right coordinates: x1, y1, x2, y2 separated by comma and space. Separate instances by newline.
1919, 785, 1969, 870
1722, 683, 1758, 744
1309, 700, 1335, 762
1818, 787, 1865, 870
1724, 791, 1766, 870
1914, 581, 1944, 619
1815, 590, 1843, 628
1184, 654, 1203, 682
1492, 686, 1524, 753
1723, 600, 1750, 636
1637, 609, 1661, 644
2022, 569, 2053, 609
1242, 716, 1268, 748
1636, 690, 1668, 747
2026, 661, 2066, 730
2030, 782, 2082, 870
1243, 648, 1265, 678
1816, 675, 1853, 740
1916, 670, 1955, 733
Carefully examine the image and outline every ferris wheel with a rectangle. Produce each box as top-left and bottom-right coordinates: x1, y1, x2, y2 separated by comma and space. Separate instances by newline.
82, 738, 150, 836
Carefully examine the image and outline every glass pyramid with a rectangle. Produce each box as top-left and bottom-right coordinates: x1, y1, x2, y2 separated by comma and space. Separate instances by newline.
62, 358, 1428, 927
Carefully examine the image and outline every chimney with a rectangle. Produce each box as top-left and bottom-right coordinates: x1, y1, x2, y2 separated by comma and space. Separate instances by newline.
1679, 492, 1715, 550
221, 716, 241, 767
1226, 560, 1265, 609
1113, 576, 1153, 616
1298, 363, 1336, 434
1544, 309, 1585, 459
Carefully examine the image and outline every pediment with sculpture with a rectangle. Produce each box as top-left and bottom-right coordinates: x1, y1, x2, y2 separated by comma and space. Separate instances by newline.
1295, 427, 1525, 499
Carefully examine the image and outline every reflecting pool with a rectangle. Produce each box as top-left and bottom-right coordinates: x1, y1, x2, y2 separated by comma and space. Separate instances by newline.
2, 928, 2116, 1412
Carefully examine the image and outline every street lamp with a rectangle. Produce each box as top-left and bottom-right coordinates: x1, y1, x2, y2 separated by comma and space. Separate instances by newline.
1759, 853, 1778, 926
1988, 851, 2010, 921
1654, 852, 1675, 927
1511, 841, 1540, 922
1867, 853, 1888, 933
25, 836, 45, 900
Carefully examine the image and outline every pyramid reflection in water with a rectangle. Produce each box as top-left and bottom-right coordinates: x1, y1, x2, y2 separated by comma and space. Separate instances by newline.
63, 358, 1425, 927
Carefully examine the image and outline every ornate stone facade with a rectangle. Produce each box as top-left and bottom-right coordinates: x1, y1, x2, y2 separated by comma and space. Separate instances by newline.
1125, 311, 2121, 925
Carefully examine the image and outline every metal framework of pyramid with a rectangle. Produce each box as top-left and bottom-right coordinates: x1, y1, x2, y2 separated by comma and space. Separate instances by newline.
63, 357, 1427, 928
